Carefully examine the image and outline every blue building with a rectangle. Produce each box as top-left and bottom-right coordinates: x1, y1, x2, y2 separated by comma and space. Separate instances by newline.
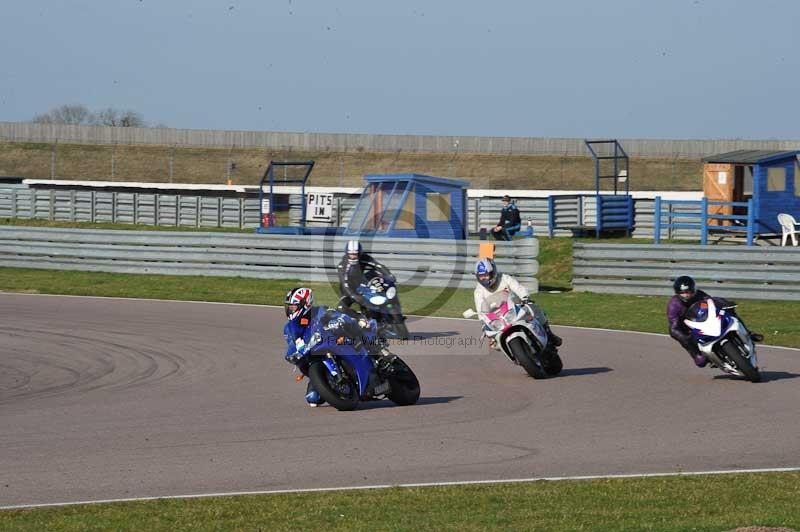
703, 150, 800, 234
344, 174, 469, 239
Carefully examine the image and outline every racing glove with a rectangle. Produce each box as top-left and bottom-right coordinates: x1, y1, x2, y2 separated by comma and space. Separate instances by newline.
285, 338, 307, 365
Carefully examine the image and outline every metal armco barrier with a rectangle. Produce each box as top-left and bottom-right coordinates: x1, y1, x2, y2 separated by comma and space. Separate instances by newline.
0, 227, 540, 291
572, 243, 800, 300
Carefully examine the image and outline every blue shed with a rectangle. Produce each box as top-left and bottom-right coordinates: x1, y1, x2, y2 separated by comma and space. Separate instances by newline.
703, 150, 800, 234
344, 174, 470, 239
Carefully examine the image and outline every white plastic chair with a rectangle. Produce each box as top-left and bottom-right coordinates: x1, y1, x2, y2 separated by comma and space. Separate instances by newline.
778, 213, 799, 246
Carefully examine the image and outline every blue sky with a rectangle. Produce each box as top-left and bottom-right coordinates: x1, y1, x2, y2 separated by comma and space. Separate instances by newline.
2, 0, 798, 139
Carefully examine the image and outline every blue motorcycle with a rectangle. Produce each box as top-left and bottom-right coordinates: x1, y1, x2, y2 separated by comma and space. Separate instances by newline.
288, 308, 420, 411
353, 271, 409, 341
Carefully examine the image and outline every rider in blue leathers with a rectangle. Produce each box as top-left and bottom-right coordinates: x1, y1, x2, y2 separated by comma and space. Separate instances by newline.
283, 286, 394, 407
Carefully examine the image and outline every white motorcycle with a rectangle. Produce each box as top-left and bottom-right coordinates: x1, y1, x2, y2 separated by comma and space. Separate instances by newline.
683, 298, 760, 382
464, 290, 563, 379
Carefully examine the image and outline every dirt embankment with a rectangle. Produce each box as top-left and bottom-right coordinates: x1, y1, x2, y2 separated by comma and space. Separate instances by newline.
0, 141, 703, 191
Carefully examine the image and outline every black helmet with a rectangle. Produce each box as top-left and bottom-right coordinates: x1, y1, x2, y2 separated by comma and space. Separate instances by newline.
673, 276, 696, 303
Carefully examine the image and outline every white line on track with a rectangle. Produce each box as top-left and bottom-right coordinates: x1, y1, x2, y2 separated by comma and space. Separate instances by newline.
4, 292, 797, 352
3, 466, 799, 510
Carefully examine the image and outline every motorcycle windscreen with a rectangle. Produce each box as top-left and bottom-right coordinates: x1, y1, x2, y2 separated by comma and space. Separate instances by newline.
685, 300, 708, 321
358, 270, 395, 307
684, 299, 722, 343
480, 290, 511, 315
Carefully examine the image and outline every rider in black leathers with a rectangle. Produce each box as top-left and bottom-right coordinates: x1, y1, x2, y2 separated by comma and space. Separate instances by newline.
337, 239, 395, 311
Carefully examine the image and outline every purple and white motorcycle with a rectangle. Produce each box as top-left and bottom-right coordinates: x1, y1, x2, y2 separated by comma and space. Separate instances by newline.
683, 298, 760, 382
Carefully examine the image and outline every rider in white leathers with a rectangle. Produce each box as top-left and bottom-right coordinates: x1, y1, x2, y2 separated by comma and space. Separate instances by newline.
473, 258, 562, 349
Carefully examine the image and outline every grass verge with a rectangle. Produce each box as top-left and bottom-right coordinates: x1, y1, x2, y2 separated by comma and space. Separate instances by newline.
0, 267, 797, 348
0, 224, 797, 347
2, 472, 799, 531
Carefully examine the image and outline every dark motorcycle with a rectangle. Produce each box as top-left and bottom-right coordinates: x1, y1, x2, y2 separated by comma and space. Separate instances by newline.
351, 271, 409, 341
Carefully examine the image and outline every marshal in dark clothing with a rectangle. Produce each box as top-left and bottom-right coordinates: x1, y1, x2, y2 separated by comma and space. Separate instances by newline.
491, 195, 521, 241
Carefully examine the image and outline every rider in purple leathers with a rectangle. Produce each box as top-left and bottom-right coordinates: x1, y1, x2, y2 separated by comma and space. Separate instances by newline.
667, 275, 763, 368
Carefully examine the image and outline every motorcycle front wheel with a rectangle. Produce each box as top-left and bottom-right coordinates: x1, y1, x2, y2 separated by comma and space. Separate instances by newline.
392, 319, 410, 341
508, 337, 547, 379
385, 357, 421, 406
720, 340, 760, 383
308, 360, 360, 410
543, 350, 563, 376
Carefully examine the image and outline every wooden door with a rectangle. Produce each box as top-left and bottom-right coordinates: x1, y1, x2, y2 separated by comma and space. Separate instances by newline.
704, 163, 733, 226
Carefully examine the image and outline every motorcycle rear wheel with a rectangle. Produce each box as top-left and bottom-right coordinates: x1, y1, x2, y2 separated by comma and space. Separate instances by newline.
508, 337, 547, 379
720, 339, 760, 383
308, 360, 360, 410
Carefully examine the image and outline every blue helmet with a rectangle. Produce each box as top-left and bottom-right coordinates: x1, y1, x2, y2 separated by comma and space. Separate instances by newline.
475, 258, 498, 289
345, 239, 362, 262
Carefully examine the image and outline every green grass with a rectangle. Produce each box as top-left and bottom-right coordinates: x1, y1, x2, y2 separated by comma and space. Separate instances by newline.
536, 236, 573, 290
1, 267, 797, 348
2, 472, 799, 531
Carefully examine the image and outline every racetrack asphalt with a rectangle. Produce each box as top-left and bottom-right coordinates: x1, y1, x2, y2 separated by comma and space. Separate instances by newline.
1, 293, 799, 507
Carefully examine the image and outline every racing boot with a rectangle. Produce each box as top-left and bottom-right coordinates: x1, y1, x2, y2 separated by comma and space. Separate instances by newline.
305, 382, 323, 407
544, 323, 563, 347
688, 348, 708, 368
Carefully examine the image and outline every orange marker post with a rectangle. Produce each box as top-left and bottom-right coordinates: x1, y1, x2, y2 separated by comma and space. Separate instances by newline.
478, 242, 495, 260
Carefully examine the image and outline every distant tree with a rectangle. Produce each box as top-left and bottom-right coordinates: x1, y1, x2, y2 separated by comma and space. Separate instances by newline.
32, 104, 93, 125
32, 104, 157, 127
92, 108, 146, 127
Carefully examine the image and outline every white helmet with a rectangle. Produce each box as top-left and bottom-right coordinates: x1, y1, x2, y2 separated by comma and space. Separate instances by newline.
345, 240, 362, 262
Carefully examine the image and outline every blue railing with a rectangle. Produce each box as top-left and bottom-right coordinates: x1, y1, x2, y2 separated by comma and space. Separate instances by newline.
654, 197, 755, 246
548, 194, 633, 238
548, 194, 582, 237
